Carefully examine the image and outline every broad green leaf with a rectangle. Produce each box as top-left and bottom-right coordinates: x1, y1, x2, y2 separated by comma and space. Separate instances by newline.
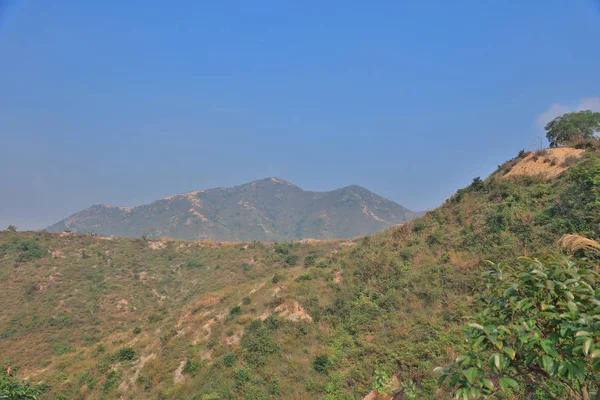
464, 367, 478, 384
503, 347, 516, 360
499, 377, 519, 392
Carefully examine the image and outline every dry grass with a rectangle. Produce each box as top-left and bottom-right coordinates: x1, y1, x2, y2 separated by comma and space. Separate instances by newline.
504, 147, 585, 179
558, 234, 600, 254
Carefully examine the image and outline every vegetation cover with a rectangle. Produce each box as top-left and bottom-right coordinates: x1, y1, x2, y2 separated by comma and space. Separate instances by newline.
2, 143, 600, 399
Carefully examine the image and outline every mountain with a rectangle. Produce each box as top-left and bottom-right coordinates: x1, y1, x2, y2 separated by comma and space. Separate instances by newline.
46, 178, 421, 241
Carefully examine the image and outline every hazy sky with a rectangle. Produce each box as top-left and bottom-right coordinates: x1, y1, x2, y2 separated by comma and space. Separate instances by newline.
2, 1, 600, 230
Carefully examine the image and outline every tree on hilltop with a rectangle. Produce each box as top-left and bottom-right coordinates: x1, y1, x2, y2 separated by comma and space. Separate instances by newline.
545, 110, 600, 147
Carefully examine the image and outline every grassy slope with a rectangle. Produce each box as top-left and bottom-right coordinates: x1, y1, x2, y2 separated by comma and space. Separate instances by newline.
1, 147, 599, 399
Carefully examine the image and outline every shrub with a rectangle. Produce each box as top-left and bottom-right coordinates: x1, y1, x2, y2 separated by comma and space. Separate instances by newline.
284, 254, 299, 266
132, 327, 141, 335
0, 238, 47, 262
0, 368, 44, 399
229, 306, 242, 316
313, 354, 329, 374
241, 297, 251, 305
241, 320, 280, 366
183, 358, 201, 377
241, 263, 251, 271
271, 274, 281, 284
223, 352, 237, 367
469, 176, 485, 191
115, 347, 136, 361
304, 254, 317, 268
184, 257, 203, 268
437, 255, 600, 399
274, 243, 291, 255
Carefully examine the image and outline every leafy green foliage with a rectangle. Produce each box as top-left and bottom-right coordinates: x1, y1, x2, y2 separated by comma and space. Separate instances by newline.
437, 256, 600, 399
545, 110, 600, 147
0, 238, 46, 262
0, 368, 44, 400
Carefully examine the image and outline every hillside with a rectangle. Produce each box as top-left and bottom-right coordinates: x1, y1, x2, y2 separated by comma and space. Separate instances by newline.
46, 178, 420, 241
2, 146, 599, 399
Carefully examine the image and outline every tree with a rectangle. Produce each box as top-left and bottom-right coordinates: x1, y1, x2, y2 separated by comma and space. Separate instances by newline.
6, 225, 16, 232
436, 254, 600, 399
545, 110, 600, 148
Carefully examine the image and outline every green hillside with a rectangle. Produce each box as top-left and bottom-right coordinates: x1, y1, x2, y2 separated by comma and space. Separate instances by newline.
1, 146, 599, 399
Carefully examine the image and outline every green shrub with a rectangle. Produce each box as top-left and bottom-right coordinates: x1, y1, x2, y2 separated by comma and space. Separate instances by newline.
115, 347, 136, 361
0, 238, 46, 262
229, 306, 242, 316
183, 358, 201, 377
312, 354, 329, 374
284, 254, 299, 266
241, 320, 280, 366
241, 263, 251, 271
184, 257, 203, 268
274, 243, 291, 255
223, 352, 237, 367
0, 368, 44, 400
132, 326, 141, 335
304, 254, 317, 268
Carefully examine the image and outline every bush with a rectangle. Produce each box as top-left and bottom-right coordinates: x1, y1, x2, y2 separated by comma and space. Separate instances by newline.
223, 352, 237, 367
241, 263, 251, 271
284, 254, 299, 266
304, 254, 317, 268
313, 354, 329, 374
0, 368, 44, 400
241, 297, 251, 305
183, 358, 201, 377
469, 176, 485, 191
133, 326, 141, 335
274, 243, 291, 255
115, 347, 136, 361
229, 306, 242, 316
241, 320, 280, 366
271, 274, 281, 284
0, 238, 47, 262
184, 257, 203, 268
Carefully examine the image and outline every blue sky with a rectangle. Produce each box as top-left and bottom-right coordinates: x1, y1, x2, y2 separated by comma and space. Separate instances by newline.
1, 1, 600, 230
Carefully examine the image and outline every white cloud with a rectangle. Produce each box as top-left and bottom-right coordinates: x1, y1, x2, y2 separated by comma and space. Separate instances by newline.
536, 97, 600, 128
536, 103, 569, 128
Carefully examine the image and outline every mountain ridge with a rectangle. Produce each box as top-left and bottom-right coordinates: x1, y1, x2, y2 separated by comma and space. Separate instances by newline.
47, 177, 421, 241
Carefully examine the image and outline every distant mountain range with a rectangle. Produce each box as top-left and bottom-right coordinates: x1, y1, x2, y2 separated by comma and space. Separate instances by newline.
47, 178, 421, 241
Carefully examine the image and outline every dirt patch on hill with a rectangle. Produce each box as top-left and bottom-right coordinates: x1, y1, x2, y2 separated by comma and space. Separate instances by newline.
148, 241, 166, 250
504, 148, 584, 179
266, 299, 312, 322
173, 360, 186, 384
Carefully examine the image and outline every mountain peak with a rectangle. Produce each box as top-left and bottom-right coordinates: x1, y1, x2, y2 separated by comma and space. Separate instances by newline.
47, 178, 419, 241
